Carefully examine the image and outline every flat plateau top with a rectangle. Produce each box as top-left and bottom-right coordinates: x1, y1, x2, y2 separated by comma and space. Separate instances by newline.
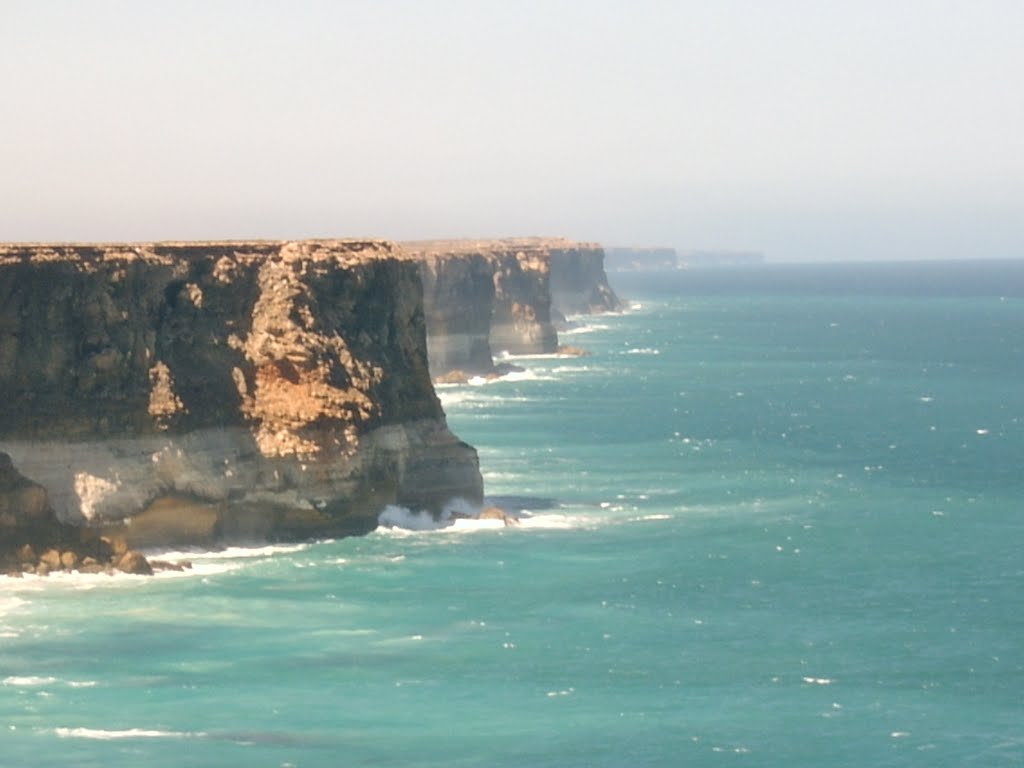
402, 237, 599, 255
0, 239, 411, 266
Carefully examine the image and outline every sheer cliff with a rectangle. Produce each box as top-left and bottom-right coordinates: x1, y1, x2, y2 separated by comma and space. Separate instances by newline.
407, 240, 559, 375
548, 241, 621, 317
0, 240, 482, 550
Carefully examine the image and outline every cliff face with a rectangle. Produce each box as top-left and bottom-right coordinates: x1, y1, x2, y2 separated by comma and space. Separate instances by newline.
415, 251, 497, 375
488, 244, 559, 356
406, 239, 559, 374
548, 242, 621, 317
0, 241, 482, 547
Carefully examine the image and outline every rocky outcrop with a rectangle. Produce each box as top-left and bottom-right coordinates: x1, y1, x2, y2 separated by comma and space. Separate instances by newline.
548, 241, 621, 318
0, 451, 159, 576
0, 240, 483, 551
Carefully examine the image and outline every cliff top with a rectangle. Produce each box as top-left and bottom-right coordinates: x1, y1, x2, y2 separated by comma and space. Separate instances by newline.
0, 239, 410, 268
402, 237, 602, 256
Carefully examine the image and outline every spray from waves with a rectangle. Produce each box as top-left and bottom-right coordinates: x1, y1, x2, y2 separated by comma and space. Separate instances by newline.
376, 497, 498, 534
373, 497, 641, 535
0, 594, 28, 620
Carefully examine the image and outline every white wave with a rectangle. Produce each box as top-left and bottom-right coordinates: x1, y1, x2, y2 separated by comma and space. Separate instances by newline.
4, 676, 97, 688
494, 369, 555, 382
376, 499, 518, 535
560, 323, 610, 335
375, 495, 626, 536
4, 676, 58, 686
480, 471, 520, 481
377, 505, 451, 532
516, 514, 589, 530
1, 545, 298, 590
146, 543, 309, 562
802, 676, 834, 685
448, 517, 507, 532
54, 727, 204, 740
435, 389, 475, 407
0, 595, 28, 618
437, 370, 554, 401
624, 347, 661, 355
493, 351, 564, 364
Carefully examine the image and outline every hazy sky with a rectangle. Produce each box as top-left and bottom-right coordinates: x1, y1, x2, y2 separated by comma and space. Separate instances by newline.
2, 1, 1022, 261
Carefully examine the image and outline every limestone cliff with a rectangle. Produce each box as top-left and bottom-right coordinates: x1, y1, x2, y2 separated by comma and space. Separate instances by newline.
0, 240, 482, 549
548, 241, 621, 318
412, 249, 497, 375
406, 239, 560, 375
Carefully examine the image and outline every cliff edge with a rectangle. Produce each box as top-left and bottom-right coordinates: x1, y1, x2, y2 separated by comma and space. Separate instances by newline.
0, 240, 483, 550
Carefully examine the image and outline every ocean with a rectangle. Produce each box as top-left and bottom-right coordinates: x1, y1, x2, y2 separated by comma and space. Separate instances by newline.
2, 260, 1023, 767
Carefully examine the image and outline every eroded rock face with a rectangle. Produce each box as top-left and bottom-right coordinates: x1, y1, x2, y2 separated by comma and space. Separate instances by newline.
407, 238, 620, 377
0, 451, 156, 576
548, 242, 621, 318
0, 240, 483, 548
415, 250, 497, 375
406, 239, 564, 376
489, 244, 559, 356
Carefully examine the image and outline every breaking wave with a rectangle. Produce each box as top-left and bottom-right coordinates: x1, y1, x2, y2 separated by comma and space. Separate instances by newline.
374, 498, 619, 535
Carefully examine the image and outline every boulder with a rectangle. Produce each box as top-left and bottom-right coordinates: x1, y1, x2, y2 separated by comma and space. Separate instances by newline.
39, 548, 62, 569
434, 369, 471, 385
60, 550, 79, 570
117, 551, 154, 576
556, 345, 590, 357
478, 506, 519, 526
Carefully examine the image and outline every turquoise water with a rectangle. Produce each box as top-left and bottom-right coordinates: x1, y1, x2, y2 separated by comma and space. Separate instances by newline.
2, 262, 1023, 766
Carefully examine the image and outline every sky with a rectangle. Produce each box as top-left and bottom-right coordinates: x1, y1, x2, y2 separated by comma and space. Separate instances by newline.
2, 0, 1022, 261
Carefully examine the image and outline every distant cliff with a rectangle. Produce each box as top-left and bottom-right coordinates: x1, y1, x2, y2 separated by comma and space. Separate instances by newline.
0, 241, 482, 555
411, 248, 499, 375
605, 246, 679, 271
406, 239, 558, 374
407, 238, 618, 376
547, 241, 621, 317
